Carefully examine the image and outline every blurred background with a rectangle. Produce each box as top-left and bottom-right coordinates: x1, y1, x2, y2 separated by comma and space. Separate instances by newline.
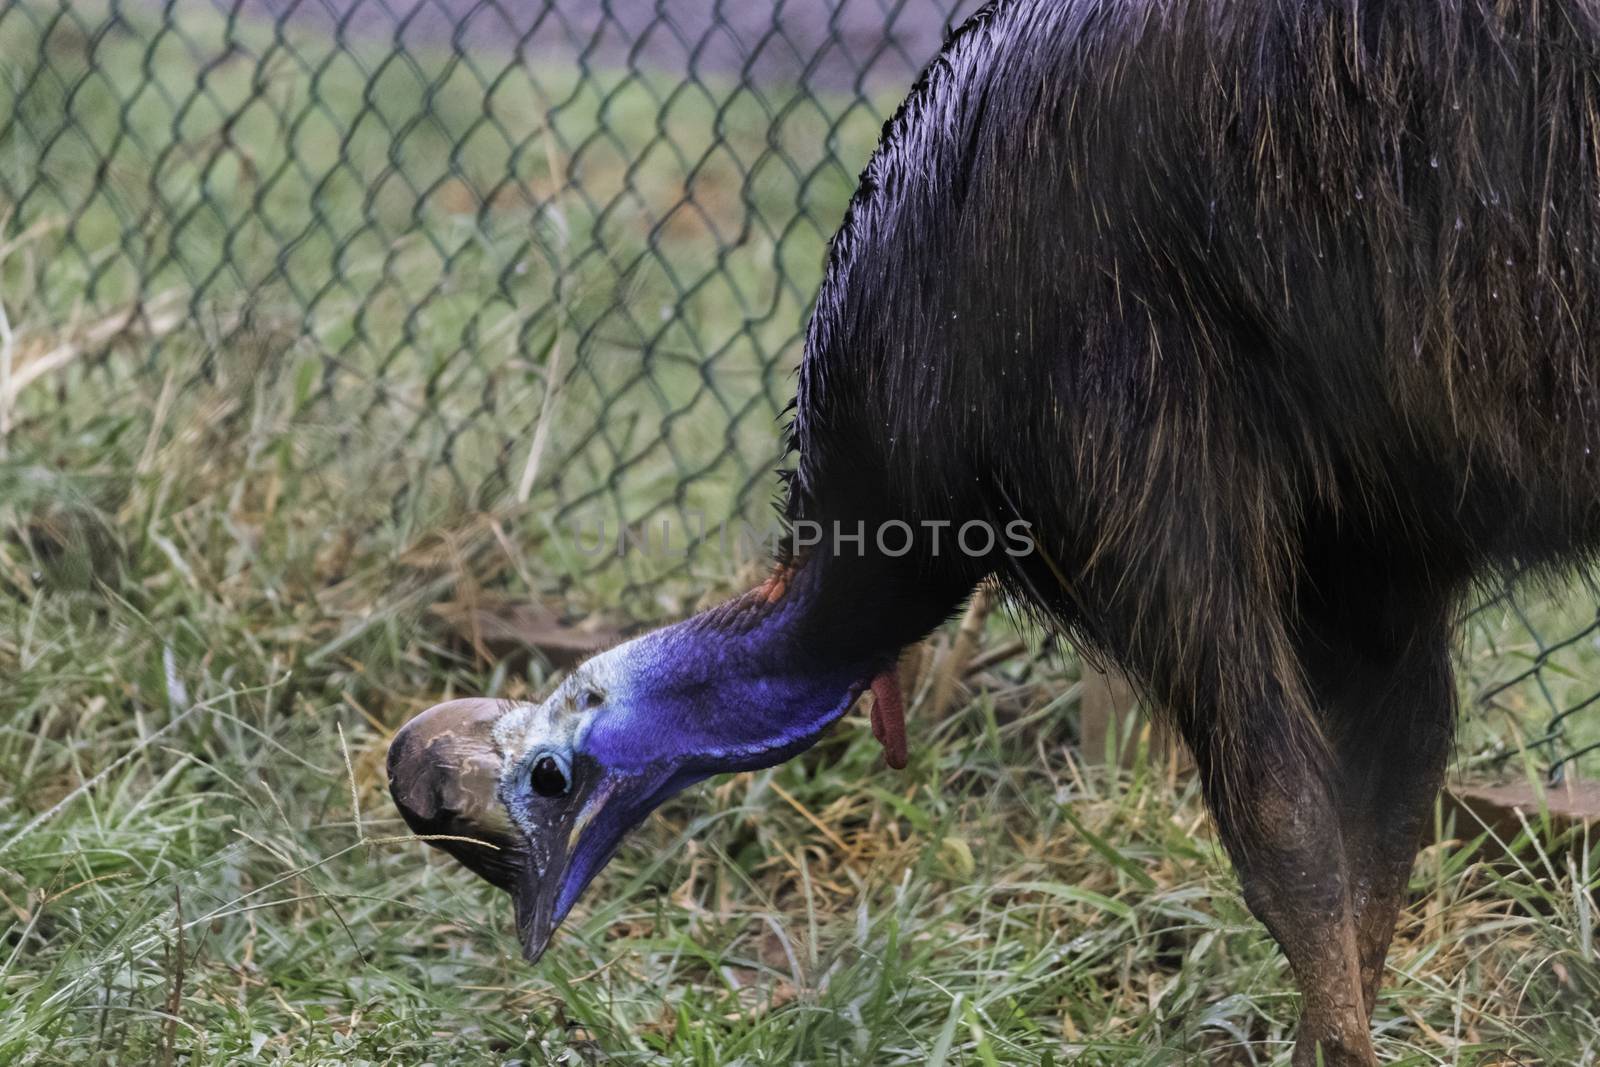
2, 2, 1596, 1062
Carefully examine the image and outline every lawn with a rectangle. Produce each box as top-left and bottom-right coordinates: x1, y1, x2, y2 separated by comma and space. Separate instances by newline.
1, 3, 1598, 1064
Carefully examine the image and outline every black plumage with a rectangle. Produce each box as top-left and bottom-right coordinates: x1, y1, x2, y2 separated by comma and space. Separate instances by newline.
778, 1, 1600, 1061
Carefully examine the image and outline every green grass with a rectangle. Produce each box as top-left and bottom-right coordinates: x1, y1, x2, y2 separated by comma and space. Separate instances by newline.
2, 2, 1599, 1064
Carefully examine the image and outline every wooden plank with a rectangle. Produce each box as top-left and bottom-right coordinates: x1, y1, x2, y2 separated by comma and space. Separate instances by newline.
428, 594, 621, 669
1078, 664, 1185, 769
1078, 664, 1134, 765
1442, 779, 1600, 851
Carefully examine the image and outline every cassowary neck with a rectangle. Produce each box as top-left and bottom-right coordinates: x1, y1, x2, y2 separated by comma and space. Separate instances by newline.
584, 546, 970, 774
665, 556, 903, 766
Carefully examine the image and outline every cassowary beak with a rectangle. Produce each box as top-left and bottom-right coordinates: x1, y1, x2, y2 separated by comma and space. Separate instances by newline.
386, 698, 607, 963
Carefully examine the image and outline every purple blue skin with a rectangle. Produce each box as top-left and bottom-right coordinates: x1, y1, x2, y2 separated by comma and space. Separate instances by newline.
389, 586, 882, 962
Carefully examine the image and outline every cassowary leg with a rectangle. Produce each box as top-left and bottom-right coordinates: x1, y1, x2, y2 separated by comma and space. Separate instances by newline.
1184, 717, 1376, 1067
1328, 639, 1455, 1017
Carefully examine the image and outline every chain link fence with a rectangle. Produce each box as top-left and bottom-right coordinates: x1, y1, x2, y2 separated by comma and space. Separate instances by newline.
1, 0, 1595, 781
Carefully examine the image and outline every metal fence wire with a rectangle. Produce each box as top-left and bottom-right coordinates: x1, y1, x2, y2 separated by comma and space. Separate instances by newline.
1, 0, 1596, 781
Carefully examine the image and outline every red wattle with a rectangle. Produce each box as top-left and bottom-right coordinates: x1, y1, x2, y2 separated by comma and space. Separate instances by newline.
869, 671, 908, 770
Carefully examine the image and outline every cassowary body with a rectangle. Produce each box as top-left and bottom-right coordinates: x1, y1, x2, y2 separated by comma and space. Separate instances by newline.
389, 2, 1600, 1063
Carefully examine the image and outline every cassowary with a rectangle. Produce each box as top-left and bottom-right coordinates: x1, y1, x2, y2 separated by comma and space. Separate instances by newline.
387, 1, 1600, 1062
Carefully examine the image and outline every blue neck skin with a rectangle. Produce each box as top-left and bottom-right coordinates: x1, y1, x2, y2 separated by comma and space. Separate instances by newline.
536, 536, 978, 925
581, 582, 886, 779
544, 571, 891, 922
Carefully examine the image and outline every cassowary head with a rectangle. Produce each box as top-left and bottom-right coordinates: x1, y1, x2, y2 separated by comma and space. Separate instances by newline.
386, 573, 902, 961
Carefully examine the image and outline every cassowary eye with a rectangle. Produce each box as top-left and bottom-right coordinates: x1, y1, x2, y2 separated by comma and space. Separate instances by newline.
529, 756, 568, 798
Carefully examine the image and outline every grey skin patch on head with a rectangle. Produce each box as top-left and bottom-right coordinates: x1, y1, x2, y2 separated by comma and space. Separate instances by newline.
492, 644, 637, 777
